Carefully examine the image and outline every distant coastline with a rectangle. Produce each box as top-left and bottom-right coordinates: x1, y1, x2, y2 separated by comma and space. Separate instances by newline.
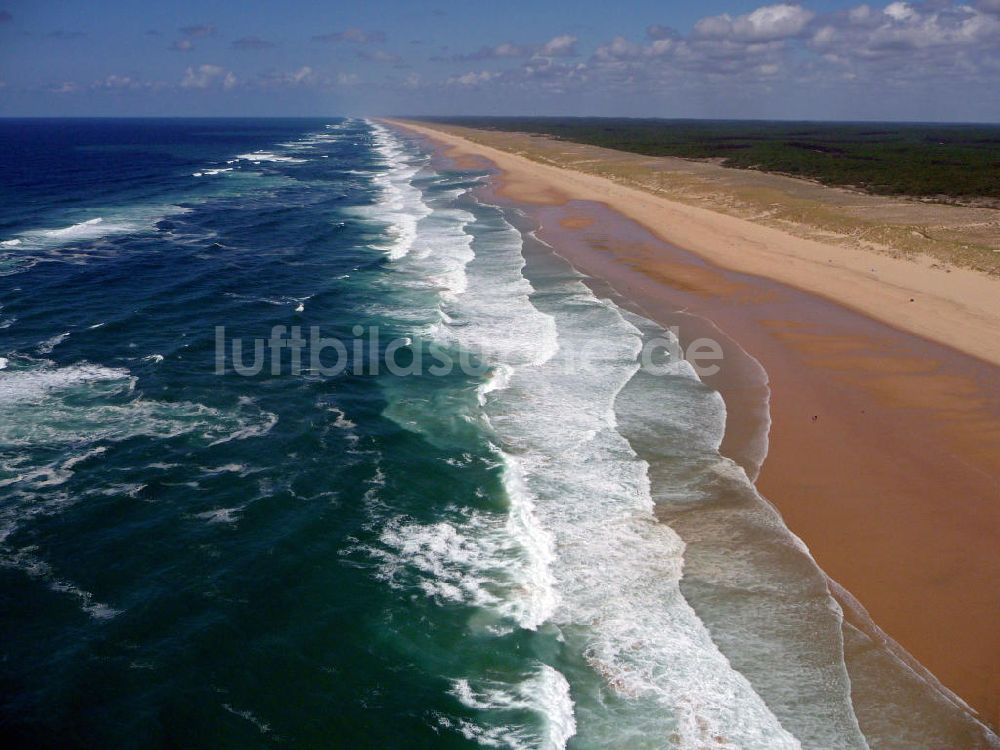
418, 117, 1000, 206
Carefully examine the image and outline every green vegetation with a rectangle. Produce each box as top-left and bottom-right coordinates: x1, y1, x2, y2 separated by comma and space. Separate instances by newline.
427, 117, 1000, 200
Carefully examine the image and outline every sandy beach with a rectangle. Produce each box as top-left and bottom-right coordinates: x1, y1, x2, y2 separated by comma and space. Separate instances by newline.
387, 118, 1000, 730
388, 120, 1000, 368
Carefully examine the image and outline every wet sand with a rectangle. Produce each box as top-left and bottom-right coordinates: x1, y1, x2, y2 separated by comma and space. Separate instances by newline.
401, 121, 1000, 733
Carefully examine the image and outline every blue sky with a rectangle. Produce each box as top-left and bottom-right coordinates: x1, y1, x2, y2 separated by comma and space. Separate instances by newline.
1, 0, 999, 120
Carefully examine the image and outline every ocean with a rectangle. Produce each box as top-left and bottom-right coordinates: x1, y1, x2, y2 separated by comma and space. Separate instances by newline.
0, 118, 991, 749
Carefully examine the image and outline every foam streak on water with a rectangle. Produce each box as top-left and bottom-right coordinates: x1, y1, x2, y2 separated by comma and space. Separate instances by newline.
0, 359, 277, 617
0, 205, 191, 277
364, 121, 433, 260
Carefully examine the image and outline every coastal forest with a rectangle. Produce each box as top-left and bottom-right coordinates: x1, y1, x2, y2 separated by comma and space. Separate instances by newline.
432, 117, 1000, 201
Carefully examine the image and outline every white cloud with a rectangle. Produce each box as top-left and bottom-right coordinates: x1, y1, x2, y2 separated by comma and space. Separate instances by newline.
96, 74, 137, 90
581, 0, 1000, 92
181, 64, 237, 90
288, 66, 312, 83
448, 70, 500, 87
257, 66, 315, 87
451, 42, 531, 61
452, 35, 578, 62
493, 43, 527, 58
89, 75, 167, 92
594, 36, 642, 61
445, 0, 973, 113
883, 2, 916, 22
812, 1, 1000, 56
848, 5, 875, 24
51, 82, 79, 93
695, 3, 815, 41
539, 34, 578, 57
812, 25, 837, 44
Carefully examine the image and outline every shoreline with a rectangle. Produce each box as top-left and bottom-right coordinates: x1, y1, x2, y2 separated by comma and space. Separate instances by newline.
391, 118, 1000, 731
386, 119, 1000, 370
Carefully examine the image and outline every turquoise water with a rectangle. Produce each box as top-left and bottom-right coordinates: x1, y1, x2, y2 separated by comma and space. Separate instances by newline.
0, 118, 993, 749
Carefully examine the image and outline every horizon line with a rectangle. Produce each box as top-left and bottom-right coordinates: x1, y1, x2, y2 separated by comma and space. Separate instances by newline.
1, 115, 1000, 126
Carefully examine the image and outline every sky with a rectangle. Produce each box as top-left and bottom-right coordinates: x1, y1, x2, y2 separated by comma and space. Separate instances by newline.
1, 0, 999, 121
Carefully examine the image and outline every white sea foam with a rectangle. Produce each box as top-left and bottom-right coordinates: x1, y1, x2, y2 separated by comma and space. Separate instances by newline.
0, 363, 275, 448
403, 205, 476, 303
45, 217, 108, 238
361, 120, 433, 260
3, 205, 190, 270
324, 405, 359, 448
36, 331, 70, 354
209, 398, 278, 446
0, 545, 121, 619
0, 358, 7, 371
373, 468, 557, 632
222, 704, 272, 735
0, 362, 132, 405
477, 364, 512, 405
24, 216, 145, 247
285, 131, 343, 148
196, 506, 244, 524
448, 217, 559, 371
376, 515, 507, 610
223, 292, 306, 308
202, 463, 250, 476
235, 150, 307, 164
193, 167, 234, 177
62, 446, 107, 471
0, 361, 277, 616
449, 666, 577, 750
385, 197, 563, 634
369, 142, 560, 634
0, 257, 37, 277
328, 406, 356, 430
362, 154, 574, 744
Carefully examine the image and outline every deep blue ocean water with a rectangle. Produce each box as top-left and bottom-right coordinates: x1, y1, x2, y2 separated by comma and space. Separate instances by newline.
0, 118, 995, 750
